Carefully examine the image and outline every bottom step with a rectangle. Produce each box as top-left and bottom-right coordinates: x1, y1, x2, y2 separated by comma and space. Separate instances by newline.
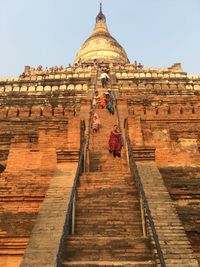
62, 260, 155, 267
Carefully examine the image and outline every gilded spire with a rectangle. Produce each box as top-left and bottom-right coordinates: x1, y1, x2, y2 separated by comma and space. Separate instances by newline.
96, 2, 106, 23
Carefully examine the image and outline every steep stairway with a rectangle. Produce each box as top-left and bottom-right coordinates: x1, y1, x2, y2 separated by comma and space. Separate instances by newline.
61, 105, 155, 266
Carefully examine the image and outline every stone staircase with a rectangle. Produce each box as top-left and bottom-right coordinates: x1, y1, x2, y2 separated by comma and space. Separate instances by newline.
61, 107, 155, 266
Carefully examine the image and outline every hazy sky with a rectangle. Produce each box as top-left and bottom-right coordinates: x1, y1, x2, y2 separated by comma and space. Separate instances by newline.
0, 0, 199, 77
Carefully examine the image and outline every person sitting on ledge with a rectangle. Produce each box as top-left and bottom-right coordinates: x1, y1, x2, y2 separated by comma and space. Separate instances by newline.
19, 72, 26, 78
138, 62, 143, 68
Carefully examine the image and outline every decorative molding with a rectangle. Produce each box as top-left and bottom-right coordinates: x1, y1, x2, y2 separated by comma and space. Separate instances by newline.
132, 146, 156, 161
56, 150, 80, 162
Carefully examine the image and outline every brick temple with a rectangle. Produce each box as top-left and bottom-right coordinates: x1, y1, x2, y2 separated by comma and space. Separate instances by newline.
0, 4, 199, 267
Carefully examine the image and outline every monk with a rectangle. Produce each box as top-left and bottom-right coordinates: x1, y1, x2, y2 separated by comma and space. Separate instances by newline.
108, 125, 122, 157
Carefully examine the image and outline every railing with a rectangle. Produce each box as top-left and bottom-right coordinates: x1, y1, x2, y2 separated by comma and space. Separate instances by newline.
110, 79, 124, 147
84, 67, 99, 171
110, 76, 165, 266
56, 67, 99, 267
114, 97, 124, 147
56, 136, 87, 266
123, 118, 166, 267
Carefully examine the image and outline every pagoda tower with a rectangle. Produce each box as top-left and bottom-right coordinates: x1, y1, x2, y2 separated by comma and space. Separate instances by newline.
74, 3, 129, 64
0, 3, 199, 267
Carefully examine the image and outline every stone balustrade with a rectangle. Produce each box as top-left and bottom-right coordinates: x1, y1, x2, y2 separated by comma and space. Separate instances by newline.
116, 71, 200, 80
0, 70, 92, 83
0, 83, 89, 93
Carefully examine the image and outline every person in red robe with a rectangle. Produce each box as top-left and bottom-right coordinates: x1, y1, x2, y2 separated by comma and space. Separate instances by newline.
108, 125, 122, 157
100, 93, 106, 109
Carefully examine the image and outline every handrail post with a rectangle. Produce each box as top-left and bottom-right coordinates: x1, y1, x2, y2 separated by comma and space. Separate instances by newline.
56, 68, 100, 267
124, 118, 130, 170
140, 196, 147, 237
71, 194, 76, 235
125, 139, 130, 170
83, 145, 87, 172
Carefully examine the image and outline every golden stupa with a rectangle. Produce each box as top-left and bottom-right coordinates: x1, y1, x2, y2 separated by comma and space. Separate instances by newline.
74, 4, 129, 64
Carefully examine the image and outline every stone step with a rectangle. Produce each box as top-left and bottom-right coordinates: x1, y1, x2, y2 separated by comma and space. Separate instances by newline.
77, 189, 138, 195
76, 215, 141, 222
62, 260, 155, 267
63, 236, 153, 262
76, 196, 139, 202
79, 181, 134, 186
76, 203, 140, 210
81, 172, 130, 177
76, 209, 140, 215
78, 184, 135, 188
164, 258, 199, 266
78, 181, 135, 186
81, 173, 131, 177
76, 197, 139, 205
75, 229, 143, 237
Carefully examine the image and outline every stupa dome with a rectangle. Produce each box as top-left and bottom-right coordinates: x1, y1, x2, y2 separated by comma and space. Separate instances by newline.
74, 4, 129, 64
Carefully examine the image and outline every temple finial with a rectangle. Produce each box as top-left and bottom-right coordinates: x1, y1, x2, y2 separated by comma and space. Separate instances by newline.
96, 2, 106, 23
100, 2, 102, 12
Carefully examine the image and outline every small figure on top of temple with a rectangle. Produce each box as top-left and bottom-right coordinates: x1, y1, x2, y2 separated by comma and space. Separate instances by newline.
138, 62, 143, 68
37, 65, 43, 71
19, 72, 26, 79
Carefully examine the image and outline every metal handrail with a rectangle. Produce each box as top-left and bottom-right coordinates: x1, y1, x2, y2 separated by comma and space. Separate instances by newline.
124, 119, 166, 267
56, 67, 99, 267
87, 67, 99, 149
111, 90, 165, 265
110, 80, 123, 147
56, 136, 87, 267
109, 73, 165, 265
114, 98, 124, 147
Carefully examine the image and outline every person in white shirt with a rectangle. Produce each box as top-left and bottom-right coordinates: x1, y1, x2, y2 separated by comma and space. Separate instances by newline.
100, 72, 110, 88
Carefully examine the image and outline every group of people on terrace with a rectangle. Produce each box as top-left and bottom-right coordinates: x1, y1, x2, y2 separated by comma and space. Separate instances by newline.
20, 65, 69, 78
91, 71, 122, 158
19, 59, 143, 79
19, 63, 94, 78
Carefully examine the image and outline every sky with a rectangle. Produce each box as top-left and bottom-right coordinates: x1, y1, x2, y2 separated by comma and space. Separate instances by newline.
0, 0, 200, 77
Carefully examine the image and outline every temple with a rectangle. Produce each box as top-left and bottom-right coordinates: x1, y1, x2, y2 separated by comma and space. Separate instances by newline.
0, 4, 200, 267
